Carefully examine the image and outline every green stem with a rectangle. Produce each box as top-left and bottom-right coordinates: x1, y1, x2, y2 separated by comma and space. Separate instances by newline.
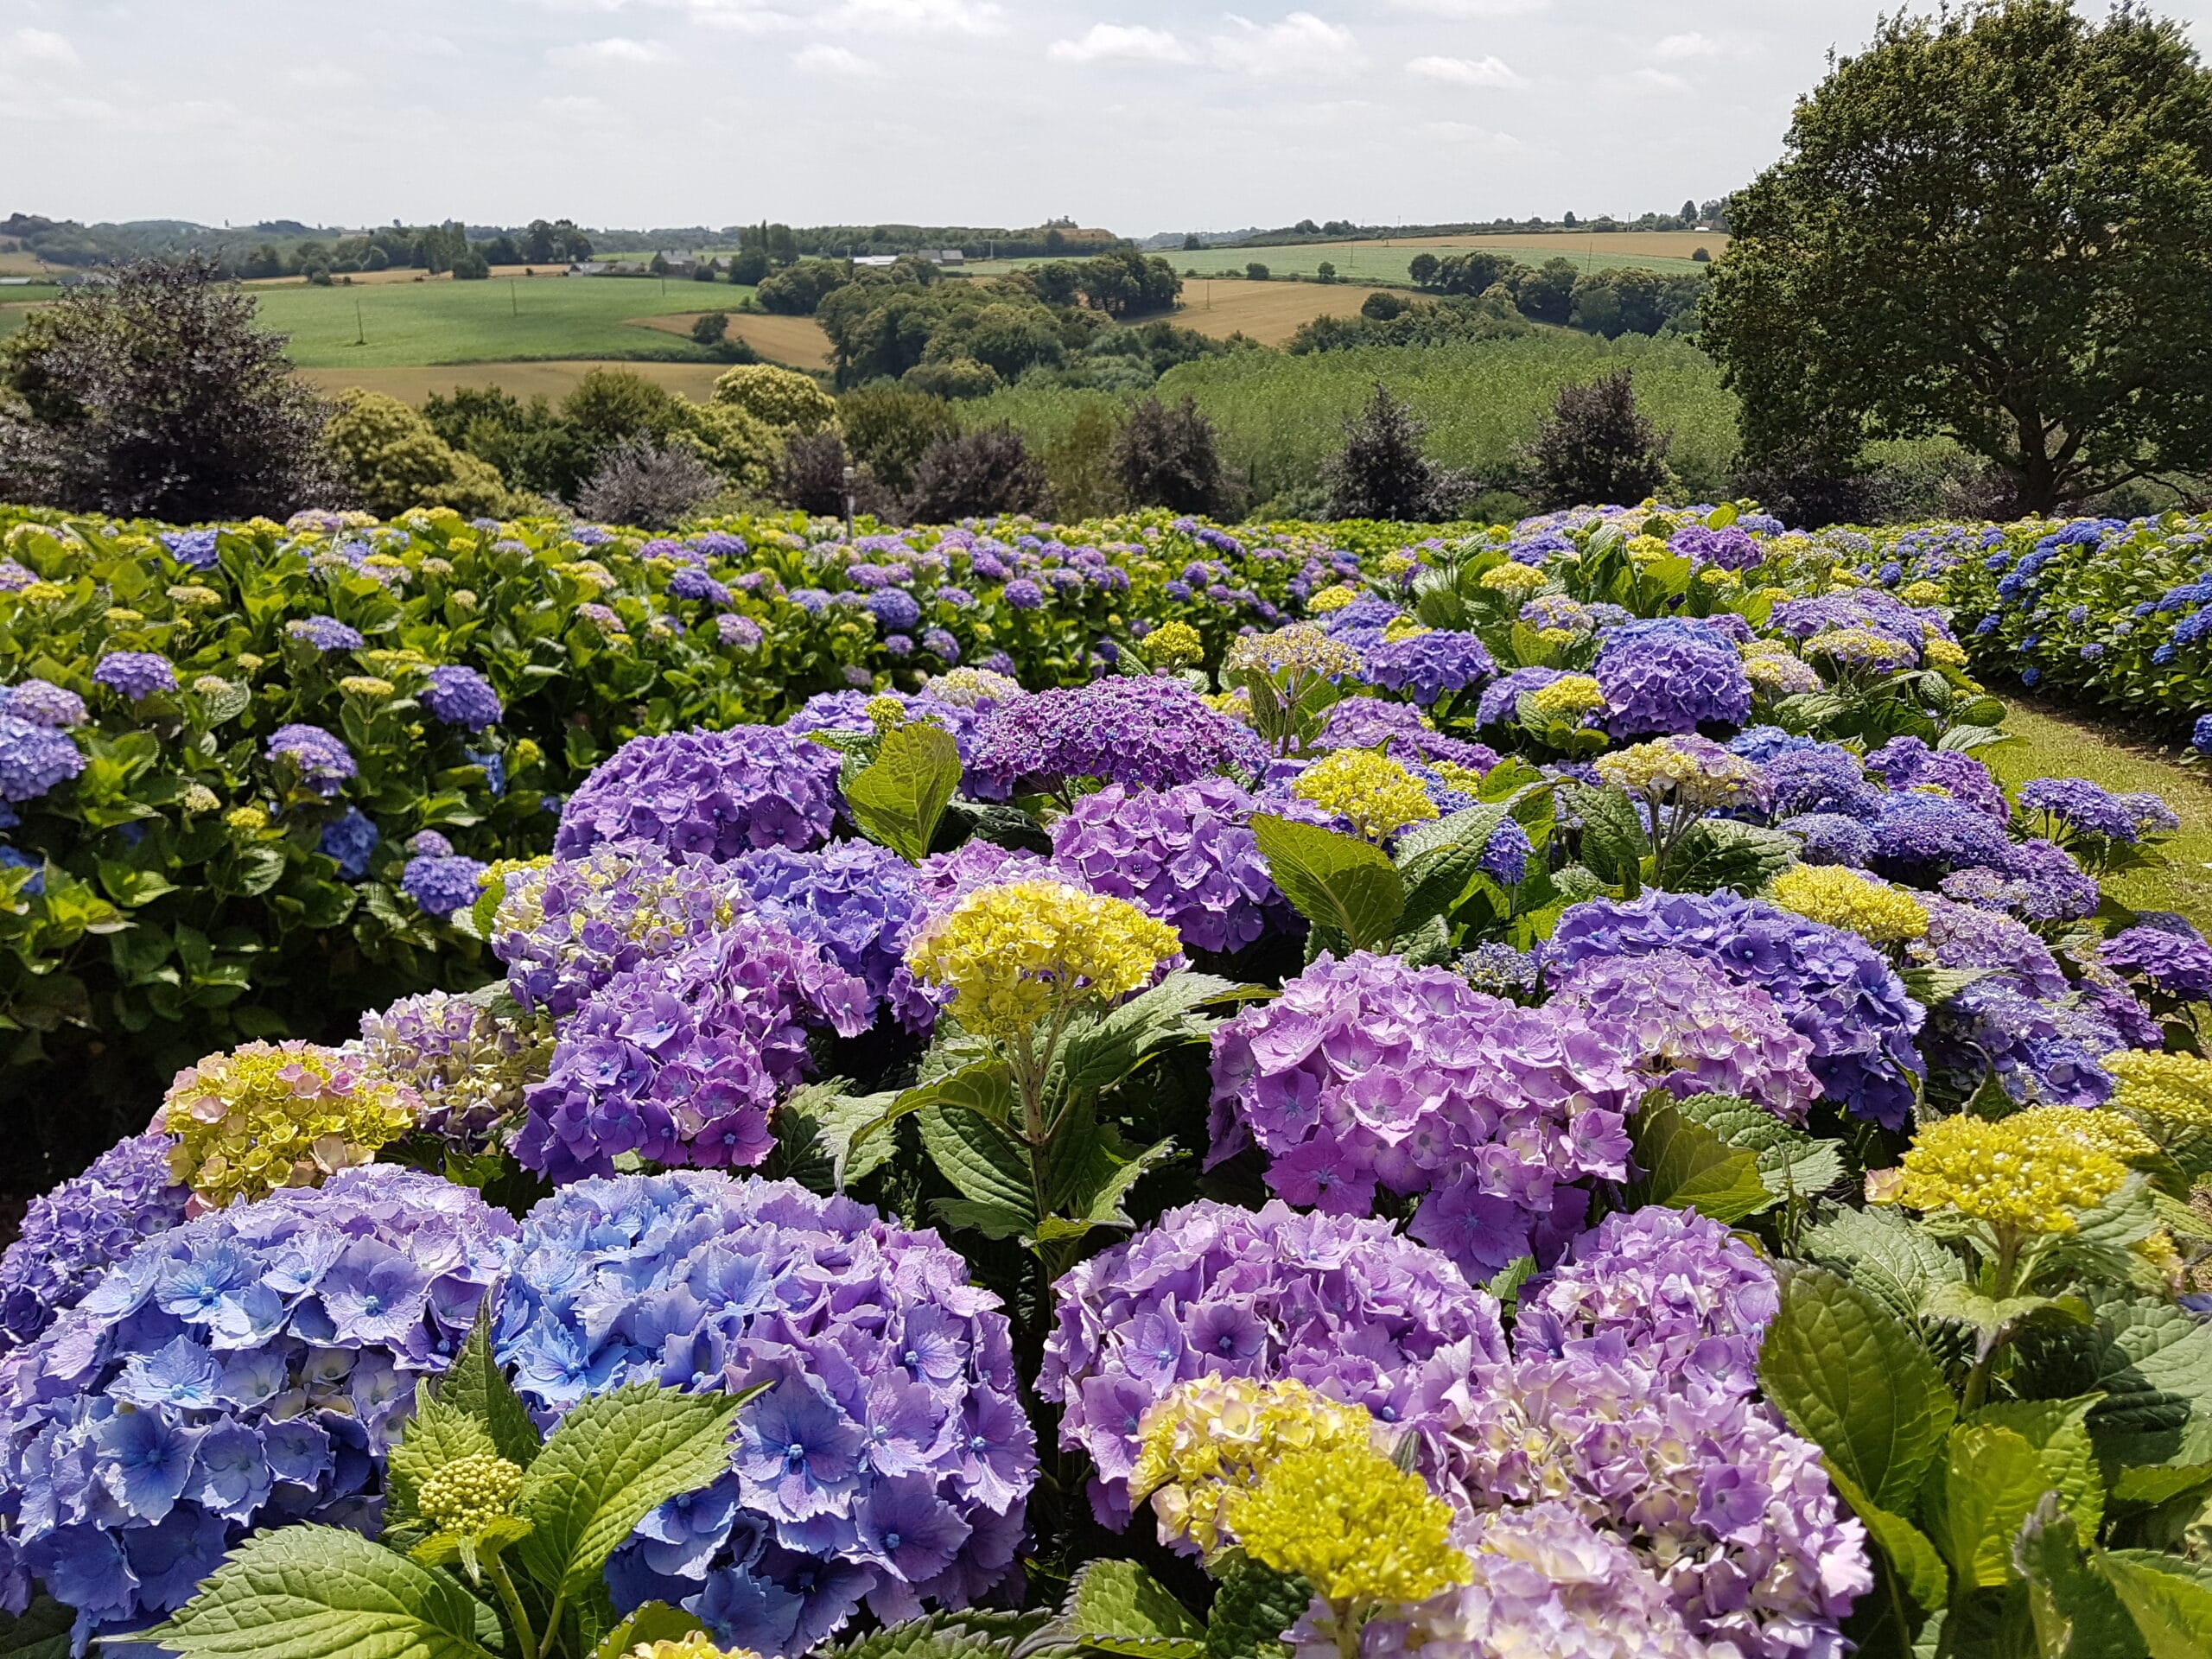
484, 1557, 538, 1659
1961, 1230, 2022, 1414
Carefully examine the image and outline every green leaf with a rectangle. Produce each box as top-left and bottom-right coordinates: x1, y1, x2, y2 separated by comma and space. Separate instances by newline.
1827, 1462, 1950, 1612
1971, 1396, 2104, 1537
834, 1611, 1049, 1659
1627, 1095, 1774, 1224
2111, 1465, 2212, 1511
0, 1598, 74, 1659
2015, 1499, 2145, 1659
1575, 785, 1646, 889
383, 1396, 499, 1538
432, 1306, 540, 1469
919, 1104, 1036, 1236
1662, 817, 1801, 896
845, 722, 962, 864
1249, 814, 1404, 951
1901, 966, 1992, 1008
1672, 1092, 1844, 1203
1038, 1129, 1178, 1243
1925, 1285, 2084, 1346
841, 1061, 1016, 1186
2095, 1550, 2212, 1659
1395, 804, 1513, 930
1203, 1553, 1308, 1659
591, 1601, 709, 1659
1927, 1424, 2056, 1589
143, 1523, 499, 1659
512, 1382, 750, 1603
1758, 1266, 1956, 1514
1047, 1558, 1205, 1655
1053, 973, 1261, 1097
2014, 1292, 2212, 1470
1800, 1205, 1968, 1329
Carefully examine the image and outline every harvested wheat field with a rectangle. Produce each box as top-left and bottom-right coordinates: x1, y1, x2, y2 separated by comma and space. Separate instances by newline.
635, 311, 835, 370
1165, 281, 1400, 346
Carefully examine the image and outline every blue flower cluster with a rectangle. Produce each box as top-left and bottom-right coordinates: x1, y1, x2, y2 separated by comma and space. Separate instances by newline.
0, 1133, 187, 1354
734, 842, 939, 1032
556, 726, 843, 861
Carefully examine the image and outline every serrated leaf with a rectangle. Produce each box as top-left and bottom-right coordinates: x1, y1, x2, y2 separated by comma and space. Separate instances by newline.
1627, 1096, 1774, 1224
1574, 785, 1646, 888
1926, 1285, 2082, 1344
842, 1061, 1015, 1186
384, 1396, 499, 1538
1928, 1424, 2056, 1589
1662, 817, 1800, 896
1249, 814, 1404, 951
2014, 1293, 2212, 1469
834, 1610, 1050, 1659
1758, 1266, 1956, 1515
846, 722, 962, 864
1827, 1460, 1949, 1613
512, 1382, 749, 1603
1901, 965, 1992, 1008
1040, 1128, 1177, 1242
144, 1523, 499, 1659
918, 1105, 1035, 1235
434, 1306, 540, 1469
1054, 973, 1261, 1096
1672, 1092, 1845, 1202
2016, 1499, 2145, 1659
1800, 1205, 1967, 1328
1203, 1554, 1307, 1659
1970, 1396, 2103, 1537
1052, 1558, 1205, 1651
2111, 1465, 2212, 1511
2095, 1550, 2212, 1659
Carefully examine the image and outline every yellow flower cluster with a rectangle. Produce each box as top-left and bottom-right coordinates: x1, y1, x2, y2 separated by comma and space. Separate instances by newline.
1228, 1444, 1470, 1610
2104, 1049, 2212, 1126
226, 806, 270, 834
1428, 760, 1489, 796
1224, 624, 1363, 682
1923, 638, 1968, 669
1627, 535, 1671, 563
162, 1039, 419, 1208
1381, 614, 1432, 644
1902, 581, 1947, 607
1478, 561, 1547, 595
1877, 1107, 2150, 1236
1129, 1376, 1379, 1556
863, 695, 907, 733
1700, 567, 1743, 589
182, 785, 221, 815
905, 880, 1180, 1039
626, 1637, 763, 1659
340, 676, 397, 700
1593, 737, 1764, 810
1291, 749, 1440, 842
417, 1452, 524, 1535
1306, 585, 1361, 614
925, 666, 1023, 708
1535, 626, 1580, 651
1524, 674, 1607, 722
166, 585, 221, 608
1143, 620, 1206, 668
556, 559, 619, 593
1377, 552, 1418, 578
1769, 865, 1929, 948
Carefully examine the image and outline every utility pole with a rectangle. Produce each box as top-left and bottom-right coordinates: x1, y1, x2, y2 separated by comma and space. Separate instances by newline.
842, 462, 856, 542
353, 300, 365, 347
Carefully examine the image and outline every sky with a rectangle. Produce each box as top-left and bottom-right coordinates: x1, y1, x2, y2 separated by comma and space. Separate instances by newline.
5, 0, 2211, 236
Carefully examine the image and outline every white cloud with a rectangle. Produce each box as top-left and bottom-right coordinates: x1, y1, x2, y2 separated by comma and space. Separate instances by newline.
1406, 54, 1521, 88
1389, 0, 1548, 16
546, 35, 669, 63
1209, 12, 1361, 79
792, 41, 883, 76
1046, 23, 1192, 65
832, 0, 1001, 35
1421, 119, 1523, 152
5, 28, 80, 67
1626, 67, 1690, 92
1653, 32, 1759, 62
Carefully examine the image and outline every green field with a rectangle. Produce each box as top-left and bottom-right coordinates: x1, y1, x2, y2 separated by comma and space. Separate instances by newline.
965, 233, 1715, 286
966, 333, 1741, 505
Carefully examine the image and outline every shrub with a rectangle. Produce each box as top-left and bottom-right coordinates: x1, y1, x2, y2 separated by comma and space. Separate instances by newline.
690, 311, 730, 347
903, 356, 1004, 400
774, 429, 893, 518
906, 426, 1050, 520
1247, 263, 1271, 281
572, 439, 723, 527
0, 256, 337, 519
838, 386, 962, 496
711, 363, 838, 435
1323, 383, 1471, 521
324, 391, 516, 518
1360, 292, 1410, 322
1522, 369, 1675, 509
1044, 403, 1125, 519
1113, 395, 1237, 518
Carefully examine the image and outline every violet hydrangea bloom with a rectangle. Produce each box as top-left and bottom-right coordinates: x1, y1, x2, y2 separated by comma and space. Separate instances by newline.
1546, 892, 1926, 1128
1476, 667, 1567, 731
265, 723, 357, 798
493, 843, 745, 1018
1779, 813, 1875, 868
1869, 792, 2017, 880
1923, 980, 2117, 1108
782, 690, 1001, 801
734, 842, 940, 1032
0, 1167, 514, 1635
1864, 737, 2008, 822
971, 677, 1264, 795
2020, 777, 2148, 843
493, 1172, 1033, 1652
1939, 838, 2101, 925
284, 616, 365, 654
402, 853, 488, 917
1914, 895, 2068, 1000
556, 725, 843, 860
157, 529, 220, 570
0, 1133, 187, 1354
1669, 523, 1763, 571
421, 664, 503, 729
1310, 696, 1498, 772
1762, 745, 1880, 821
514, 913, 870, 1182
318, 806, 379, 880
1049, 779, 1293, 956
1206, 951, 1640, 1276
1593, 621, 1751, 738
1363, 629, 1497, 707
1039, 1198, 1506, 1529
92, 652, 176, 701
2103, 925, 2212, 1004
353, 991, 546, 1154
0, 681, 86, 730
911, 841, 1056, 918
0, 715, 84, 804
1546, 949, 1819, 1123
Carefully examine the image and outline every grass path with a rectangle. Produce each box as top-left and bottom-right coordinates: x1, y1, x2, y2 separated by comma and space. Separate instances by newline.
1986, 698, 2212, 926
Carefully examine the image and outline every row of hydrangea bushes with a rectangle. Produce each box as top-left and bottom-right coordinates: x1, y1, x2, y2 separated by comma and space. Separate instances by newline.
0, 496, 2206, 1659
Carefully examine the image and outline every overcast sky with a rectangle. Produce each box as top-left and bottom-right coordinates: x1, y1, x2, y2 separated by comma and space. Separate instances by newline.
6, 0, 2211, 235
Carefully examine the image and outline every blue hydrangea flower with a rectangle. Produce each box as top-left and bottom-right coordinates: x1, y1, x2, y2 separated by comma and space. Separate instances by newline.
402, 853, 488, 917
92, 652, 176, 702
265, 724, 356, 798
0, 715, 85, 804
318, 807, 379, 881
157, 530, 219, 571
421, 665, 503, 729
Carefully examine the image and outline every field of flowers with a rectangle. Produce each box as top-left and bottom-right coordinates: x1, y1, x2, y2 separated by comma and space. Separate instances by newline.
1, 500, 2210, 1659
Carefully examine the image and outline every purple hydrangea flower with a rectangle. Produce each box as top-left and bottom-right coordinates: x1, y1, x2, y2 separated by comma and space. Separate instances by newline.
1049, 778, 1293, 956
421, 665, 503, 729
867, 590, 923, 633
1939, 839, 2101, 924
0, 1133, 188, 1353
1779, 813, 1875, 868
1001, 579, 1044, 610
2195, 714, 2212, 756
1594, 623, 1751, 738
158, 529, 220, 570
973, 677, 1264, 796
2020, 777, 2146, 843
0, 680, 86, 730
284, 616, 365, 654
1923, 980, 2118, 1107
1668, 524, 1763, 571
1040, 1198, 1506, 1529
1475, 666, 1567, 731
0, 715, 85, 803
1763, 746, 1880, 821
921, 628, 960, 662
402, 853, 487, 917
318, 807, 379, 880
668, 569, 732, 607
716, 613, 765, 650
92, 652, 176, 702
410, 830, 454, 857
1207, 952, 1639, 1276
514, 914, 870, 1181
265, 724, 357, 798
495, 1173, 1033, 1648
734, 842, 939, 1032
1870, 792, 2018, 880
493, 843, 746, 1018
1916, 895, 2068, 1000
912, 841, 1056, 917
556, 726, 843, 861
1863, 738, 2009, 823
1728, 726, 1821, 766
0, 1168, 513, 1635
1546, 892, 1926, 1129
353, 990, 542, 1152
1363, 630, 1498, 708
2103, 925, 2212, 1004
1311, 696, 1498, 772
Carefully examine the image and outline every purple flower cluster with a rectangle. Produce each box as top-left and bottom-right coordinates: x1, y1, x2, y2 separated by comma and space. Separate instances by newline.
401, 853, 487, 917
493, 843, 744, 1018
265, 724, 357, 798
157, 529, 220, 570
1780, 813, 1876, 868
1039, 1198, 1506, 1529
1593, 622, 1751, 738
1547, 950, 1820, 1122
91, 652, 176, 702
1669, 524, 1764, 571
0, 715, 83, 804
734, 842, 939, 1032
1939, 839, 2101, 924
972, 677, 1263, 795
1870, 792, 2017, 880
1312, 696, 1498, 772
493, 1173, 1033, 1651
284, 616, 365, 654
0, 681, 86, 730
1206, 952, 1638, 1277
0, 1167, 514, 1634
1916, 895, 2067, 1000
1864, 737, 2008, 822
1924, 981, 2118, 1108
421, 664, 503, 729
556, 726, 842, 861
1762, 746, 1880, 821
2103, 924, 2212, 1004
1547, 893, 1926, 1129
0, 1133, 187, 1354
1362, 629, 1497, 707
2020, 776, 2150, 842
912, 841, 1055, 917
1049, 779, 1291, 956
1475, 666, 1567, 731
317, 807, 379, 880
515, 913, 870, 1182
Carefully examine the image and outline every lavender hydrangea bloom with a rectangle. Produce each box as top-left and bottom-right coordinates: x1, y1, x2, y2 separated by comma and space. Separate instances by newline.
402, 854, 487, 917
1001, 578, 1044, 610
2021, 777, 2145, 842
1593, 623, 1751, 738
1363, 630, 1497, 707
1669, 524, 1763, 571
1779, 813, 1875, 868
1547, 950, 1820, 1122
92, 652, 177, 701
2197, 714, 2212, 756
1762, 746, 1880, 820
556, 726, 843, 860
1514, 1208, 1779, 1395
1727, 727, 1820, 766
782, 690, 1000, 799
1923, 980, 2117, 1108
265, 724, 357, 798
972, 677, 1263, 795
353, 991, 544, 1152
1864, 737, 2008, 822
1916, 895, 2068, 1000
1939, 840, 2101, 924
158, 529, 220, 570
0, 1168, 513, 1635
1040, 1199, 1506, 1529
1547, 893, 1926, 1129
1049, 779, 1292, 956
2103, 925, 2212, 1003
867, 589, 923, 633
1870, 793, 2018, 880
494, 1173, 1033, 1649
734, 842, 939, 1032
912, 841, 1056, 917
0, 681, 86, 730
1206, 952, 1639, 1276
514, 914, 870, 1182
421, 665, 503, 729
285, 616, 365, 654
318, 807, 379, 880
1312, 696, 1498, 772
0, 1134, 187, 1353
494, 844, 745, 1017
0, 715, 84, 804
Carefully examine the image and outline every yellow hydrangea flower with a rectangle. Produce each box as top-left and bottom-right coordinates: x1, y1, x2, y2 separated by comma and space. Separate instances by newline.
1306, 585, 1360, 614
1144, 620, 1206, 668
1478, 561, 1547, 595
1525, 674, 1606, 722
1902, 581, 1946, 607
1874, 1107, 2143, 1236
1923, 638, 1968, 669
1769, 865, 1929, 948
166, 585, 221, 608
1228, 1443, 1470, 1611
340, 676, 397, 699
863, 695, 907, 733
2103, 1049, 2212, 1127
162, 1040, 419, 1209
1291, 750, 1439, 842
226, 806, 270, 833
626, 1636, 763, 1659
1377, 552, 1417, 578
905, 880, 1181, 1039
1381, 613, 1431, 644
1225, 624, 1363, 682
1131, 1377, 1379, 1558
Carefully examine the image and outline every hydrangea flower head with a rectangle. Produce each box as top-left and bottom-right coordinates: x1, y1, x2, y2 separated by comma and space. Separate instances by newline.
2104, 1049, 2212, 1126
2102, 925, 2212, 1003
1143, 620, 1206, 668
419, 1452, 524, 1535
971, 677, 1263, 795
0, 713, 85, 803
422, 664, 503, 728
1362, 630, 1497, 707
556, 726, 843, 861
161, 1040, 419, 1209
926, 666, 1024, 708
353, 990, 549, 1152
1768, 864, 1930, 949
2020, 777, 2144, 842
493, 843, 744, 1018
1229, 1442, 1469, 1613
1594, 734, 1765, 811
265, 724, 357, 798
287, 615, 365, 653
403, 853, 489, 917
1050, 778, 1292, 956
1864, 737, 2008, 822
1311, 696, 1497, 772
1526, 674, 1606, 723
1874, 1107, 2148, 1235
1224, 623, 1364, 683
906, 880, 1179, 1039
92, 652, 177, 701
0, 1132, 187, 1353
1290, 749, 1439, 842
0, 679, 86, 730
734, 842, 938, 1031
1593, 621, 1751, 737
